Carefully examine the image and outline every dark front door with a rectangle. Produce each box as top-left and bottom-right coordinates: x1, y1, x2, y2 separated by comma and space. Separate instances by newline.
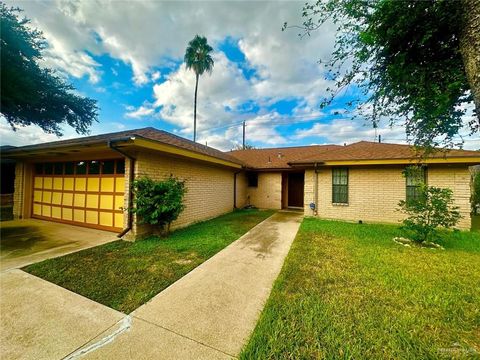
288, 172, 304, 207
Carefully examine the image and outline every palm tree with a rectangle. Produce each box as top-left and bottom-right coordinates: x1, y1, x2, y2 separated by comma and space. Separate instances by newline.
184, 35, 214, 142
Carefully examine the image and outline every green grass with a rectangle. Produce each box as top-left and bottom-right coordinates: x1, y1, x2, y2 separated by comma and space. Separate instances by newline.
24, 209, 273, 314
241, 218, 480, 359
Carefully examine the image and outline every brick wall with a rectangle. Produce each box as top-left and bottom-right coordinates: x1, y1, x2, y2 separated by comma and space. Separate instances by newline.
235, 171, 247, 208
246, 172, 282, 209
12, 162, 24, 219
132, 151, 236, 238
304, 164, 472, 229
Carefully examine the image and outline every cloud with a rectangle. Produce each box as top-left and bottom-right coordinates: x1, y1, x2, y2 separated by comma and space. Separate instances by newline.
125, 105, 155, 119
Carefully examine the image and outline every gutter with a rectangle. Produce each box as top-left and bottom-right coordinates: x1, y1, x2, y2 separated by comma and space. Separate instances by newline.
108, 138, 136, 238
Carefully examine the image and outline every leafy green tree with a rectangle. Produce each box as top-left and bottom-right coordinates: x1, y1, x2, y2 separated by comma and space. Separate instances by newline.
1, 4, 98, 136
184, 35, 214, 142
398, 184, 461, 243
132, 176, 187, 235
286, 0, 479, 148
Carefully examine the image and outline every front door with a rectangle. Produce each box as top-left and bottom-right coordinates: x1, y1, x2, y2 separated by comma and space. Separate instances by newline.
287, 172, 304, 208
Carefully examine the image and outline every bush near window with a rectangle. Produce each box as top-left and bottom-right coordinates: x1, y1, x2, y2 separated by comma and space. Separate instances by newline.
471, 170, 480, 215
398, 185, 461, 244
132, 176, 186, 234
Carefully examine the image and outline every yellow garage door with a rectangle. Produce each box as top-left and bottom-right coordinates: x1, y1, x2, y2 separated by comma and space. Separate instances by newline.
32, 159, 125, 232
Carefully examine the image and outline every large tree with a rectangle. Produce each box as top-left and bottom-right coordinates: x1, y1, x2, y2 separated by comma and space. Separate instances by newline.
184, 35, 214, 142
1, 4, 98, 136
285, 0, 480, 148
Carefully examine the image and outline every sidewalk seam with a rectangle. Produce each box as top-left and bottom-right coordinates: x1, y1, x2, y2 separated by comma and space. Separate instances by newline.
132, 315, 237, 359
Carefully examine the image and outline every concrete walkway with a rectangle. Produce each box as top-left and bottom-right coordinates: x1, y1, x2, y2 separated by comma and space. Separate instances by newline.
77, 211, 303, 359
1, 219, 117, 271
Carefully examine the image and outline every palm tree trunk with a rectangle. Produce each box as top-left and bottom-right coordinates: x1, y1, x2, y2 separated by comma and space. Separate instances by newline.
459, 0, 480, 120
193, 73, 199, 142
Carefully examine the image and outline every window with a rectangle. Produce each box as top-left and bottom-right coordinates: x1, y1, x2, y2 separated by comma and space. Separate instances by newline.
76, 161, 87, 175
247, 172, 258, 187
44, 163, 53, 175
54, 162, 63, 175
88, 160, 100, 174
332, 168, 348, 204
406, 167, 427, 202
101, 160, 115, 174
116, 160, 125, 174
35, 163, 44, 175
64, 162, 75, 175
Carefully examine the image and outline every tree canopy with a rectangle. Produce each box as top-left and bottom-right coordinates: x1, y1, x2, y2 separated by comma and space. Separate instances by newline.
1, 4, 98, 136
286, 0, 480, 148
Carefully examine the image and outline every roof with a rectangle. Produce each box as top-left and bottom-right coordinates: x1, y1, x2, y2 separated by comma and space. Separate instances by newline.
289, 141, 480, 164
1, 127, 243, 167
228, 145, 342, 169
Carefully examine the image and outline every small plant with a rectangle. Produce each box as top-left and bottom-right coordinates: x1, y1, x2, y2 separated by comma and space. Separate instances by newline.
132, 176, 187, 234
398, 185, 461, 243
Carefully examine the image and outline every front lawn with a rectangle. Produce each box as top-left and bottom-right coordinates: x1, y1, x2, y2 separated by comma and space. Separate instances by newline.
241, 218, 480, 359
24, 209, 273, 313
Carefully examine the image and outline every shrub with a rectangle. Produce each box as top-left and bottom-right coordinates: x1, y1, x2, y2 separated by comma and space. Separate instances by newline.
132, 176, 186, 234
471, 170, 480, 215
398, 185, 461, 243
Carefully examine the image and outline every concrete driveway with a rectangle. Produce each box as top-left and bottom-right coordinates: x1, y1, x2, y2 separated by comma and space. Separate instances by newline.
0, 219, 117, 271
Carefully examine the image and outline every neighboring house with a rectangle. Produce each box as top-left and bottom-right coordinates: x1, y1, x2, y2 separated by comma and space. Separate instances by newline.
2, 127, 479, 239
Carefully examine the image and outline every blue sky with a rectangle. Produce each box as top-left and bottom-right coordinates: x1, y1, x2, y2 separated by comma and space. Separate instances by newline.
1, 1, 478, 150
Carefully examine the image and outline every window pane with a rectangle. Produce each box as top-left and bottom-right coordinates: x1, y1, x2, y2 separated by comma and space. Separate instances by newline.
102, 160, 115, 174
247, 172, 258, 187
35, 163, 44, 175
54, 162, 63, 175
44, 163, 53, 175
88, 161, 100, 174
116, 160, 125, 174
76, 161, 87, 175
64, 162, 75, 175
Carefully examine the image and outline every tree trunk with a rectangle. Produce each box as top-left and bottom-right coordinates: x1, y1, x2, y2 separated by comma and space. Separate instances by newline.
193, 73, 199, 142
459, 0, 480, 121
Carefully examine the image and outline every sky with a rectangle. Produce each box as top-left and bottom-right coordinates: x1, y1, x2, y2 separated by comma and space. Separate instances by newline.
1, 0, 479, 151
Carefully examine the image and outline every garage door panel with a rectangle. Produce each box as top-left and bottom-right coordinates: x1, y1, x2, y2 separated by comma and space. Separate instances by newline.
33, 204, 42, 216
64, 178, 74, 191
100, 212, 113, 227
62, 208, 73, 221
53, 178, 63, 190
42, 205, 51, 217
32, 159, 125, 232
62, 193, 73, 206
51, 206, 62, 219
75, 178, 86, 191
52, 192, 62, 205
43, 178, 53, 189
87, 178, 100, 192
74, 194, 86, 207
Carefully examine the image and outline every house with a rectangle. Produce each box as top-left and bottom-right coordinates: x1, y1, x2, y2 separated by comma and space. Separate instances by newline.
2, 127, 479, 239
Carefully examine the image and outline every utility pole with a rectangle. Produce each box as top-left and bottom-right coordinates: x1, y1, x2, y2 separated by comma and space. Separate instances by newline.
242, 121, 246, 150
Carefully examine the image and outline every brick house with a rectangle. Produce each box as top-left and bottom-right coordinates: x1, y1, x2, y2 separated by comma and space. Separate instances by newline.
3, 127, 479, 239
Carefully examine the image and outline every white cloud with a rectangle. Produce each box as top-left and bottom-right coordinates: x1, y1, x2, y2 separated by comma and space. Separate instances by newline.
125, 105, 155, 119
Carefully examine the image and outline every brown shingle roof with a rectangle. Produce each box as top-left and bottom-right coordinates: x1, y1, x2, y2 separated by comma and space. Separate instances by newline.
229, 145, 342, 169
291, 141, 480, 163
1, 127, 243, 165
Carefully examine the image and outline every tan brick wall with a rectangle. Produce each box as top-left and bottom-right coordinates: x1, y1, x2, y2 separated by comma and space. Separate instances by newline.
304, 165, 472, 229
246, 172, 282, 209
235, 171, 248, 208
132, 151, 235, 238
12, 162, 24, 219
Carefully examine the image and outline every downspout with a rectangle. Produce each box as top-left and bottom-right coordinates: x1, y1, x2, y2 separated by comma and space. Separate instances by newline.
108, 139, 136, 238
314, 163, 319, 216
